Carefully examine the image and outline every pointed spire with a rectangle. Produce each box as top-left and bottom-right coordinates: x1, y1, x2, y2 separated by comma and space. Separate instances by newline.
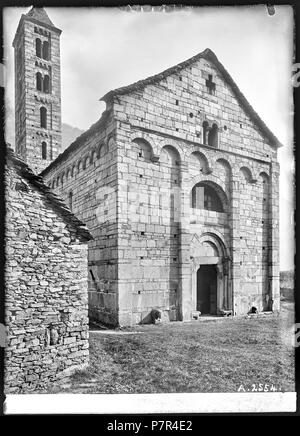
26, 7, 55, 27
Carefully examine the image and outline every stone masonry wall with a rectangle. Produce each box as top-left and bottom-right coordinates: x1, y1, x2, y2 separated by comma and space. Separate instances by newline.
42, 110, 119, 325
5, 164, 89, 393
114, 56, 280, 321
42, 55, 280, 325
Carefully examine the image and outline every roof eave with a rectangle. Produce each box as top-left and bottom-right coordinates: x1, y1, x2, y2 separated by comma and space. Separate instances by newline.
7, 148, 93, 242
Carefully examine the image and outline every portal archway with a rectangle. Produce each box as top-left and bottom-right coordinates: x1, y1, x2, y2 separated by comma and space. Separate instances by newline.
190, 233, 231, 315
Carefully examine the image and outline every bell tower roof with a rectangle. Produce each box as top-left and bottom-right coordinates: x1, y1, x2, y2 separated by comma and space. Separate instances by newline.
13, 6, 61, 47
26, 7, 55, 27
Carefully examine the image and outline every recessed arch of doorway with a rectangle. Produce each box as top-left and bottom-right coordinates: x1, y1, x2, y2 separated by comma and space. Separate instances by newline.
190, 232, 232, 316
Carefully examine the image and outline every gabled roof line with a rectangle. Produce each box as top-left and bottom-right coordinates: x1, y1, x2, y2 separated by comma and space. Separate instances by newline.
26, 7, 55, 27
100, 48, 282, 148
7, 147, 93, 242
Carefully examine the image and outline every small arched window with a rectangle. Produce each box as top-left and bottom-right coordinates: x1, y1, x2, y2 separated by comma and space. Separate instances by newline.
40, 106, 47, 128
202, 121, 209, 145
208, 123, 218, 147
191, 183, 224, 212
41, 142, 47, 160
43, 75, 50, 93
35, 38, 42, 57
36, 72, 42, 91
42, 41, 49, 60
68, 191, 73, 211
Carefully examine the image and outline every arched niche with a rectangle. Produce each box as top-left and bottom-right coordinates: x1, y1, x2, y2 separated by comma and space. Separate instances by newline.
90, 150, 97, 163
240, 166, 254, 183
259, 171, 269, 184
188, 151, 209, 174
107, 136, 115, 150
216, 158, 232, 193
99, 143, 107, 158
160, 145, 181, 167
258, 171, 270, 219
216, 158, 231, 174
132, 138, 153, 161
83, 155, 90, 169
130, 132, 160, 158
77, 160, 83, 173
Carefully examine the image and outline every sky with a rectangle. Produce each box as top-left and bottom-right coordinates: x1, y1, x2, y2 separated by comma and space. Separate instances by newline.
3, 5, 294, 270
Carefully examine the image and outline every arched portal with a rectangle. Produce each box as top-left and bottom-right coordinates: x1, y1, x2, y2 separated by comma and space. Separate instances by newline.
190, 233, 231, 316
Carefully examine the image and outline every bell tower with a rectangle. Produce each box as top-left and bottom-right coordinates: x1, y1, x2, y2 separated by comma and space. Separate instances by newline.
13, 7, 62, 174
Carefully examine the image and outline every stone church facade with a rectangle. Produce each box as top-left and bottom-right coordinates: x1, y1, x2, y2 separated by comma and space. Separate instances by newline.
14, 8, 281, 327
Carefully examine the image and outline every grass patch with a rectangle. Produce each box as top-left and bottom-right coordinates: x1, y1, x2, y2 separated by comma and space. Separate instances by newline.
50, 301, 295, 394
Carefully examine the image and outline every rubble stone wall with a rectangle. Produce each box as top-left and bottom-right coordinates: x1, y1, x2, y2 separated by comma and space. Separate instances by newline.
5, 164, 89, 393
